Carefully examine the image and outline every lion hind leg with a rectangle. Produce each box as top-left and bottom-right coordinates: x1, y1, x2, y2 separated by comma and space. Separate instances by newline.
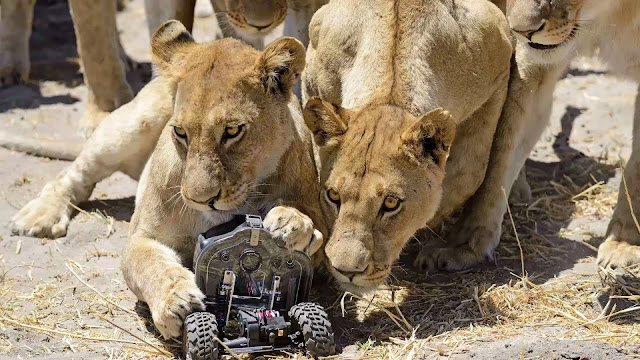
0, 0, 35, 85
441, 61, 566, 271
598, 86, 640, 269
68, 0, 133, 137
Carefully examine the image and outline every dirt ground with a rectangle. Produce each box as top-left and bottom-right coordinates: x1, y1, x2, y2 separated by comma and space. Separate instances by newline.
1, 1, 639, 359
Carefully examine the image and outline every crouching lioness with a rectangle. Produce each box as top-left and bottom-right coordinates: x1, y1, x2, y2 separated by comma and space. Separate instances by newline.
302, 0, 513, 292
122, 21, 325, 339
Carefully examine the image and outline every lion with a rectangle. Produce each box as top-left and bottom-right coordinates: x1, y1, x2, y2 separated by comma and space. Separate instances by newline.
461, 0, 640, 271
10, 20, 325, 254
0, 0, 325, 138
8, 0, 328, 237
114, 21, 325, 339
301, 0, 513, 292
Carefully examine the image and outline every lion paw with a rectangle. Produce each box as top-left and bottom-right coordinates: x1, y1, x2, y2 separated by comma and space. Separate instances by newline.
414, 246, 487, 272
509, 169, 532, 204
264, 206, 323, 255
79, 106, 109, 139
0, 44, 29, 86
415, 223, 499, 272
11, 185, 72, 238
150, 269, 205, 339
597, 237, 640, 270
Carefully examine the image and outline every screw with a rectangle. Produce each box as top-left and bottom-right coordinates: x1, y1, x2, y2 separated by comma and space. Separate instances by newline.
221, 252, 230, 261
286, 259, 294, 268
272, 259, 281, 268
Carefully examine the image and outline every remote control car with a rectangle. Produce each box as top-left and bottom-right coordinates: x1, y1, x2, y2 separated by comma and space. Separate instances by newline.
183, 215, 335, 360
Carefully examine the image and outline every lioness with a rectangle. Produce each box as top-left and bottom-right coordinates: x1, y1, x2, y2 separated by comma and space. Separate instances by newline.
117, 21, 325, 339
9, 0, 326, 237
459, 0, 640, 271
302, 0, 512, 292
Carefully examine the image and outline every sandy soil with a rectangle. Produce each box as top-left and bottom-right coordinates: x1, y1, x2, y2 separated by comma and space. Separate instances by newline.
0, 1, 639, 359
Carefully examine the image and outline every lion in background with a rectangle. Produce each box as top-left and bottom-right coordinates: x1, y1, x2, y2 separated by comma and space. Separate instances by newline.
0, 0, 326, 139
489, 0, 640, 269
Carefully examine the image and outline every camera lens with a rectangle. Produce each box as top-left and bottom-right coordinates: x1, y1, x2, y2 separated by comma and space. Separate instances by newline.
240, 251, 262, 272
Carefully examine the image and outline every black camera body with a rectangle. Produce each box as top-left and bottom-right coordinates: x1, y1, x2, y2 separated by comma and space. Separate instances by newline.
183, 215, 335, 359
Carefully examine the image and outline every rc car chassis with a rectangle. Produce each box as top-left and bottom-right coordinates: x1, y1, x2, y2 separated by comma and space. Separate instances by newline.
183, 215, 335, 360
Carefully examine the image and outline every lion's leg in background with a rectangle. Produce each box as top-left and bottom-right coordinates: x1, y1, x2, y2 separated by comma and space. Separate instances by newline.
0, 0, 35, 85
10, 77, 174, 239
417, 57, 568, 272
413, 71, 509, 271
509, 167, 532, 203
144, 0, 195, 37
68, 0, 133, 137
597, 85, 640, 269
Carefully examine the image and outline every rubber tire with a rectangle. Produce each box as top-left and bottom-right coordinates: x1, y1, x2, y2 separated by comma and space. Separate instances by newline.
183, 312, 219, 360
289, 302, 336, 358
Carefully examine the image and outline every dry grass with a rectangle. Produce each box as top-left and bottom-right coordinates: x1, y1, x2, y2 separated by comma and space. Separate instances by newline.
0, 258, 175, 359
1, 153, 638, 359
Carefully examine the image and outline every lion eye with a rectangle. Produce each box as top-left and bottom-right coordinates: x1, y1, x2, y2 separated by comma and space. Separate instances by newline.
173, 126, 187, 139
223, 124, 244, 139
382, 196, 401, 212
327, 188, 341, 205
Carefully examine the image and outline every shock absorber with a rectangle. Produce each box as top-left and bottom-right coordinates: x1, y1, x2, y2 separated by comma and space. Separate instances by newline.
215, 288, 227, 328
270, 276, 282, 310
216, 270, 236, 329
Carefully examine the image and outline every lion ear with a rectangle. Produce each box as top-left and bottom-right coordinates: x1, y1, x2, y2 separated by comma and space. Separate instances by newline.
254, 37, 305, 95
401, 108, 456, 167
303, 97, 348, 146
151, 20, 195, 75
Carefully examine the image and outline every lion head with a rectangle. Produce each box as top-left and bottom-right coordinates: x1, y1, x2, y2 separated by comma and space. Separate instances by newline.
303, 98, 456, 293
151, 20, 305, 213
506, 0, 610, 63
213, 0, 289, 37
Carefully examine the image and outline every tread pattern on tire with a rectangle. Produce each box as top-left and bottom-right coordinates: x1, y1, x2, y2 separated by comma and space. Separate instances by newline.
183, 312, 219, 360
289, 302, 336, 358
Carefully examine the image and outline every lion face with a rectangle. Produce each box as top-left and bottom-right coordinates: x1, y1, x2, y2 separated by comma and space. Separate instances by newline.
304, 100, 456, 293
151, 21, 305, 213
213, 0, 288, 36
506, 0, 608, 63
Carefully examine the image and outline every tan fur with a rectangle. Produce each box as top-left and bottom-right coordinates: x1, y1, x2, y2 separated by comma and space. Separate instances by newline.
120, 21, 325, 339
0, 0, 35, 85
472, 0, 640, 271
302, 0, 512, 292
212, 0, 328, 49
68, 0, 134, 137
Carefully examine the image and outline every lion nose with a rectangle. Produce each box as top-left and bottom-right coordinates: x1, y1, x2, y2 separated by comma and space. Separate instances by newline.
185, 187, 220, 206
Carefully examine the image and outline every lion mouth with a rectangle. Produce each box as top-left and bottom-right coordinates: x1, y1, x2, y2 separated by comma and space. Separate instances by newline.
527, 25, 578, 51
528, 42, 561, 50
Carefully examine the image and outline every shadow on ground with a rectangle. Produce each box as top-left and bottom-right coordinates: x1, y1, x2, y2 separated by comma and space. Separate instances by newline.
79, 196, 135, 223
